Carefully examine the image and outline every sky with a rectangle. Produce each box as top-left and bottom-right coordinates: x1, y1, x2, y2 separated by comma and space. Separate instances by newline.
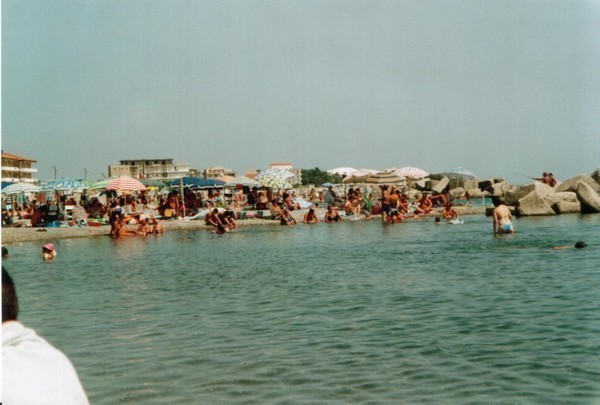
2, 0, 599, 184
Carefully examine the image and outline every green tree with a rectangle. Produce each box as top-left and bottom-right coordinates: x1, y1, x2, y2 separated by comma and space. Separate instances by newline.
301, 167, 342, 186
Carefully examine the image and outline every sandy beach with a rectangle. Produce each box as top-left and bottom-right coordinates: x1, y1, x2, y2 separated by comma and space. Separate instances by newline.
1, 206, 486, 244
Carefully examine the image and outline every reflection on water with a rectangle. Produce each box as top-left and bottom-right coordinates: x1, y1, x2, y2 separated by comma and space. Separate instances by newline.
5, 214, 600, 403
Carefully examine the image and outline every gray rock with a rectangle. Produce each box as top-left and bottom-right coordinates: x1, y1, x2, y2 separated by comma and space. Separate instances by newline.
556, 174, 600, 193
414, 179, 430, 191
461, 179, 478, 191
432, 177, 450, 194
544, 191, 578, 206
478, 179, 494, 190
576, 182, 600, 213
465, 188, 488, 199
551, 201, 581, 214
485, 181, 510, 197
516, 190, 556, 216
591, 168, 600, 186
449, 187, 465, 199
505, 182, 554, 205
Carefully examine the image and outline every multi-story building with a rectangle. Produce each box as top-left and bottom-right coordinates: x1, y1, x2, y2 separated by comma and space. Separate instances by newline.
108, 159, 194, 182
1, 152, 39, 185
203, 166, 236, 179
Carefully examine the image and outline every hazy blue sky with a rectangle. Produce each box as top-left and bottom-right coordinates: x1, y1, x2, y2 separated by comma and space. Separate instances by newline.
2, 0, 599, 184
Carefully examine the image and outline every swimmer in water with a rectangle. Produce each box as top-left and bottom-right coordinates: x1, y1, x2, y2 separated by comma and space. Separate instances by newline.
42, 244, 57, 260
552, 241, 587, 250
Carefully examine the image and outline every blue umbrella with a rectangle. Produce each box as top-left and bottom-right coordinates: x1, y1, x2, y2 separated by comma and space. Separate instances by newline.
168, 177, 203, 187
196, 179, 226, 189
42, 177, 88, 192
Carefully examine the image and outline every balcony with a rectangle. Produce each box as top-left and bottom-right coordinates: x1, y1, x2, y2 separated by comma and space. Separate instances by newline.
1, 166, 38, 173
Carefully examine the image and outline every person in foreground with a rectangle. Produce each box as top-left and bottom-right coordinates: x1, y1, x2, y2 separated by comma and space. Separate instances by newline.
492, 196, 514, 234
2, 267, 89, 404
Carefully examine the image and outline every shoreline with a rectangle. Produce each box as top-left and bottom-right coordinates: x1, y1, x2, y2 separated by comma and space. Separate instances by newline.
1, 206, 486, 244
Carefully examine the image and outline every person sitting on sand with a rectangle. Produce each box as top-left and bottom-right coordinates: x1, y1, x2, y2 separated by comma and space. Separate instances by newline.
442, 202, 459, 221
492, 196, 514, 234
324, 205, 342, 223
146, 215, 164, 235
205, 208, 223, 229
414, 193, 433, 215
397, 192, 409, 214
280, 208, 297, 226
42, 244, 57, 261
303, 208, 319, 224
283, 193, 300, 211
219, 210, 238, 230
268, 200, 284, 220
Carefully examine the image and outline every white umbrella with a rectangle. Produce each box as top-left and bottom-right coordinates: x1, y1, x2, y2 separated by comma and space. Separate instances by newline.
1, 183, 41, 195
393, 166, 429, 179
342, 169, 380, 183
327, 167, 357, 177
224, 176, 260, 187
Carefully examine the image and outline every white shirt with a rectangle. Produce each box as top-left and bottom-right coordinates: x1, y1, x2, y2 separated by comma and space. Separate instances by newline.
2, 321, 89, 404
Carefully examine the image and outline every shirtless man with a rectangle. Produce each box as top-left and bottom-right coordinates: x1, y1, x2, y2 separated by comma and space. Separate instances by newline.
492, 196, 514, 234
442, 202, 459, 221
414, 193, 433, 215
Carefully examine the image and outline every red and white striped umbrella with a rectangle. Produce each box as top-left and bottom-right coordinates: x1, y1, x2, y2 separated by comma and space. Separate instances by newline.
106, 176, 146, 192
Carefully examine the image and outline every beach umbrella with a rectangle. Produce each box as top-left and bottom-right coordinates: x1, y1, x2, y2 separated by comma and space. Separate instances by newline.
327, 167, 357, 177
215, 175, 235, 183
364, 172, 406, 185
1, 183, 41, 195
342, 168, 380, 183
42, 177, 88, 192
437, 168, 477, 180
256, 168, 295, 190
168, 177, 203, 188
140, 178, 166, 188
89, 178, 113, 190
224, 176, 260, 187
393, 166, 429, 179
106, 176, 146, 192
196, 179, 226, 189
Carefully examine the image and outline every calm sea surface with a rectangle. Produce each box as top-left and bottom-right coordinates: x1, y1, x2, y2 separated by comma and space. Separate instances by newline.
4, 214, 600, 404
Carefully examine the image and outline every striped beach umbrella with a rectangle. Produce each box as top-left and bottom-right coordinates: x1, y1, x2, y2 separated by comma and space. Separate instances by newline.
106, 176, 146, 192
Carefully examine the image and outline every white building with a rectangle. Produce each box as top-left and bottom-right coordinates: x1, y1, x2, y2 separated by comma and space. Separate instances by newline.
108, 159, 193, 182
1, 152, 39, 185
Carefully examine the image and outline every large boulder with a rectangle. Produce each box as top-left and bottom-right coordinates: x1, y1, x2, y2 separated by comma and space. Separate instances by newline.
414, 179, 430, 191
516, 190, 556, 216
461, 179, 478, 191
448, 187, 465, 199
556, 174, 600, 193
551, 201, 581, 214
591, 168, 600, 186
486, 181, 510, 197
576, 182, 600, 213
544, 191, 578, 206
478, 179, 494, 190
465, 188, 489, 199
505, 182, 554, 206
432, 177, 450, 194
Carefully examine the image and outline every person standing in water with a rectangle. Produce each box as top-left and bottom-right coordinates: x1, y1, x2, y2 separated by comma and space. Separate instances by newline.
492, 196, 514, 234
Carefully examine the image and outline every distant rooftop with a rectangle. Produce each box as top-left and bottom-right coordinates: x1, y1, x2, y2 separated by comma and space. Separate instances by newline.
1, 152, 37, 162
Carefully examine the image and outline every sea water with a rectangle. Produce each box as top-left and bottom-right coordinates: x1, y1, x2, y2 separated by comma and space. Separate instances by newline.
4, 214, 600, 403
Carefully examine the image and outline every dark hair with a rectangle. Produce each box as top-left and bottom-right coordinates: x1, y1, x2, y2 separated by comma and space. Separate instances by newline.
2, 247, 8, 257
2, 267, 18, 322
575, 241, 587, 249
212, 208, 219, 214
492, 196, 502, 207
